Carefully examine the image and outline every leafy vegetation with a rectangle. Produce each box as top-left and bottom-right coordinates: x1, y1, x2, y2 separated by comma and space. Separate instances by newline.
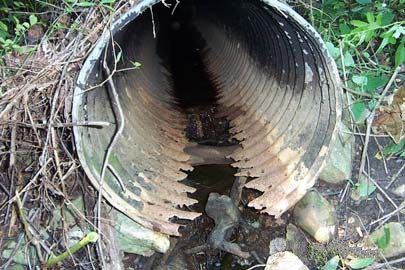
347, 257, 374, 269
294, 0, 405, 156
321, 255, 375, 270
322, 255, 340, 270
0, 0, 117, 65
376, 227, 391, 249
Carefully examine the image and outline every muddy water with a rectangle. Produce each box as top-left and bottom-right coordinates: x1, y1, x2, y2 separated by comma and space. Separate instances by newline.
184, 164, 237, 212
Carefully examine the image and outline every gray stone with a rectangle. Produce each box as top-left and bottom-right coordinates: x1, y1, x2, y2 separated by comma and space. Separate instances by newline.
264, 251, 308, 270
269, 238, 287, 255
393, 184, 405, 197
293, 191, 336, 243
370, 222, 405, 258
285, 224, 310, 265
1, 240, 36, 266
109, 209, 170, 256
319, 122, 354, 184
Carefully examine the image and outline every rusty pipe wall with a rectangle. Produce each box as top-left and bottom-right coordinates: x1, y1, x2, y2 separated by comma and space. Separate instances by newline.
72, 0, 341, 236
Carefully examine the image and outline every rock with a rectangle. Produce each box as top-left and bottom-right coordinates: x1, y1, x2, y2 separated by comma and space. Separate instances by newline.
154, 252, 189, 270
370, 222, 405, 258
293, 191, 336, 243
319, 123, 354, 184
109, 209, 170, 256
264, 251, 308, 270
1, 240, 36, 266
205, 193, 249, 259
393, 184, 405, 197
285, 224, 310, 265
269, 238, 286, 255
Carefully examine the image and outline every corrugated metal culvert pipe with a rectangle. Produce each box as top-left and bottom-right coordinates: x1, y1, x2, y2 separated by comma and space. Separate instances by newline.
72, 0, 342, 236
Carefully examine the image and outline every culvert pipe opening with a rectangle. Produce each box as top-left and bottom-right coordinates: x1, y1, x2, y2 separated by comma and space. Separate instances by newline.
72, 0, 342, 236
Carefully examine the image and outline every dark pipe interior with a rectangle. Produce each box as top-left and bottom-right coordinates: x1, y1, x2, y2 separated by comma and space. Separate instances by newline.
157, 3, 218, 109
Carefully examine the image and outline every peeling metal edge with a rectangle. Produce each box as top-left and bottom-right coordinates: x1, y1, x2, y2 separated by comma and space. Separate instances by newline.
260, 0, 343, 193
71, 0, 163, 237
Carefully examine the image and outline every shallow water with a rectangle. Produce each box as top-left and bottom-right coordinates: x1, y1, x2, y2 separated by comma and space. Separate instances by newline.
184, 164, 237, 213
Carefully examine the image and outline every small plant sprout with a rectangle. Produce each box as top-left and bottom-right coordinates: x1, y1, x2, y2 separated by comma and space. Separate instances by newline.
46, 232, 100, 267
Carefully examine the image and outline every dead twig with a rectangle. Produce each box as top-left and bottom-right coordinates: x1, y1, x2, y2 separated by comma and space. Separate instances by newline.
0, 158, 52, 211
369, 201, 405, 226
364, 257, 405, 270
358, 66, 401, 180
343, 86, 379, 98
363, 173, 398, 210
15, 191, 45, 266
94, 40, 125, 269
385, 162, 405, 188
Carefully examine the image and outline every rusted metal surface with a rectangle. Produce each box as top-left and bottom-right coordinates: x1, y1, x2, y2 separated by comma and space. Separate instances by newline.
197, 0, 341, 217
73, 0, 341, 236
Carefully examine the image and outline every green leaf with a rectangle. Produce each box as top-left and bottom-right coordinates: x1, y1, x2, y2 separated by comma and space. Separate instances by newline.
368, 99, 376, 110
380, 12, 395, 26
13, 16, 20, 25
29, 14, 38, 26
401, 151, 405, 157
365, 13, 375, 24
115, 50, 122, 63
377, 37, 390, 53
377, 227, 391, 249
352, 75, 368, 86
392, 25, 404, 39
101, 0, 115, 3
383, 140, 405, 155
22, 22, 30, 29
357, 180, 376, 197
339, 23, 351, 35
343, 51, 355, 67
322, 256, 340, 270
325, 42, 340, 59
364, 75, 388, 92
351, 100, 366, 122
12, 44, 23, 53
348, 257, 374, 269
356, 0, 371, 4
76, 1, 96, 7
351, 20, 369, 28
395, 44, 405, 68
130, 61, 142, 68
14, 1, 25, 8
365, 29, 376, 42
0, 21, 8, 32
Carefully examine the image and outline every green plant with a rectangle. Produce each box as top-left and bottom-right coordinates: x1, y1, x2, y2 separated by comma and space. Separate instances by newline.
46, 232, 99, 267
130, 60, 142, 69
0, 12, 39, 54
65, 0, 116, 12
322, 255, 340, 270
356, 180, 376, 197
347, 257, 374, 269
376, 227, 390, 249
295, 0, 405, 157
320, 255, 374, 270
0, 0, 118, 60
